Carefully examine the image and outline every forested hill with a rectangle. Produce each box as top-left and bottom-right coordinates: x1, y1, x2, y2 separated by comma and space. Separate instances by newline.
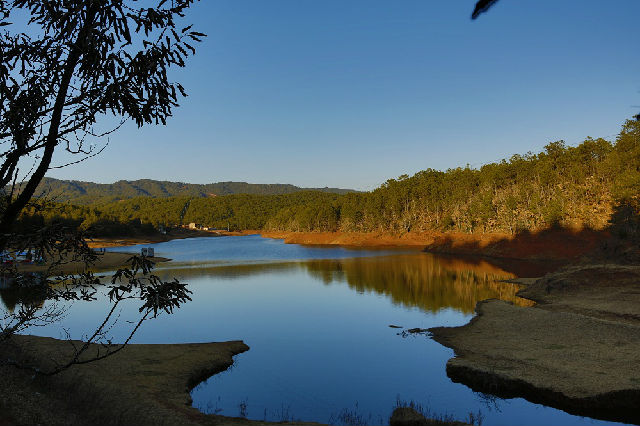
28, 178, 355, 204
16, 119, 640, 240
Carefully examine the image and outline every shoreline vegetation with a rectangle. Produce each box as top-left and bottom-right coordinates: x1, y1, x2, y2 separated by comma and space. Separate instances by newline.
259, 228, 609, 261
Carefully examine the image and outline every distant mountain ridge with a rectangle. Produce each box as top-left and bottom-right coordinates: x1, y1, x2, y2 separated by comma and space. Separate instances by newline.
28, 178, 355, 204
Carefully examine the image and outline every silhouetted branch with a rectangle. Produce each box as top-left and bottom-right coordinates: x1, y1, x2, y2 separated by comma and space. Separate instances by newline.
472, 0, 500, 20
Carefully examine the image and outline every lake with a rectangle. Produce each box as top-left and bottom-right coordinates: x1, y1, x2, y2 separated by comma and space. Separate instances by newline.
3, 235, 625, 426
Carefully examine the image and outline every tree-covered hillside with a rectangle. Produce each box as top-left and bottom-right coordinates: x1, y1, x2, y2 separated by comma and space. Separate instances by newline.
18, 192, 341, 236
20, 120, 640, 239
27, 178, 354, 204
264, 120, 639, 236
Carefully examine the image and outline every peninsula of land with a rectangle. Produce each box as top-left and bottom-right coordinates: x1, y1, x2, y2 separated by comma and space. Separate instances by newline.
430, 263, 640, 424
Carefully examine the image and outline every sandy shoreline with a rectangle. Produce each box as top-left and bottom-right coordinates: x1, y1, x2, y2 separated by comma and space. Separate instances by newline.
430, 264, 640, 424
0, 335, 262, 426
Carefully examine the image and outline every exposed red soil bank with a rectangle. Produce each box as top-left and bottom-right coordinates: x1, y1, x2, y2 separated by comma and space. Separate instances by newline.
260, 227, 609, 261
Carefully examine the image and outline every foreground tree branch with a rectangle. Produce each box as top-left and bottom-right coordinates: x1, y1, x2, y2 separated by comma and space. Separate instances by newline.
0, 0, 202, 373
0, 0, 205, 231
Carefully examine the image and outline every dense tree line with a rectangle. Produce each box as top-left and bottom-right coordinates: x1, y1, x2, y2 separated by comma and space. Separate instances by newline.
19, 120, 640, 238
267, 120, 639, 235
16, 191, 342, 236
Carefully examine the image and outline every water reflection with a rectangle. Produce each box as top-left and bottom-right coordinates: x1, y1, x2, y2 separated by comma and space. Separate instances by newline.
0, 253, 533, 315
151, 253, 533, 315
303, 254, 533, 313
0, 273, 47, 312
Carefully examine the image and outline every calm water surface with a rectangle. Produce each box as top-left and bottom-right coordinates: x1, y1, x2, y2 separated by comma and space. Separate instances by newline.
3, 235, 625, 426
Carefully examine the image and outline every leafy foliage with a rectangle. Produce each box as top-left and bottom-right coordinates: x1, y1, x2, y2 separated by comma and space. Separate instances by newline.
0, 0, 202, 374
0, 0, 204, 230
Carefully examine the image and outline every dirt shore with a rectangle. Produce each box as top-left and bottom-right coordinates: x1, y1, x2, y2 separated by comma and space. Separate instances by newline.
0, 334, 272, 426
15, 251, 170, 274
260, 228, 607, 261
430, 264, 640, 424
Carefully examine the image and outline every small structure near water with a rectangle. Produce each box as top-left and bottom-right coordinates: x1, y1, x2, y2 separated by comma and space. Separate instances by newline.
1, 250, 44, 265
141, 247, 155, 257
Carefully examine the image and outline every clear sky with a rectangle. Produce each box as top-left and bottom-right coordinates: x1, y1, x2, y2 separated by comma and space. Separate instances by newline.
46, 0, 640, 191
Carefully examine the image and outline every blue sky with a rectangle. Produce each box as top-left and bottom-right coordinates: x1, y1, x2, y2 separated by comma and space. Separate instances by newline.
46, 0, 640, 190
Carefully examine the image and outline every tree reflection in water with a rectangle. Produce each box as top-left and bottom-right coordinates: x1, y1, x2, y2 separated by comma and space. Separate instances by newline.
1, 253, 539, 316
303, 254, 535, 314
146, 252, 538, 315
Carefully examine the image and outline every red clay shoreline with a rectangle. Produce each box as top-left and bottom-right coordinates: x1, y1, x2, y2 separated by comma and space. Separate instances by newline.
259, 228, 609, 261
88, 227, 610, 262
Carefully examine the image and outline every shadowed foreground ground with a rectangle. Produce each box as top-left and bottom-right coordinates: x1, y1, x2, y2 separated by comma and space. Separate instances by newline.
430, 264, 640, 424
0, 335, 321, 426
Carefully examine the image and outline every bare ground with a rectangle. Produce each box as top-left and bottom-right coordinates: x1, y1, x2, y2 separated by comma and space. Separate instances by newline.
0, 335, 326, 426
15, 251, 170, 274
430, 264, 640, 424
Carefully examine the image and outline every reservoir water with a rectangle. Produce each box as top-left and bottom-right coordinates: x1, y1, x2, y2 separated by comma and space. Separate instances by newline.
3, 235, 626, 426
